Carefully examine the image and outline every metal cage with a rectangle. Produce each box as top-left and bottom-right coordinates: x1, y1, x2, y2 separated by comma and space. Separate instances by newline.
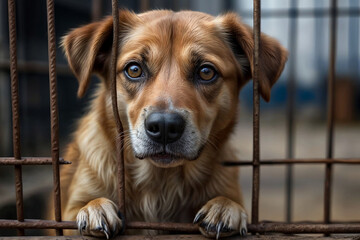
1, 0, 360, 238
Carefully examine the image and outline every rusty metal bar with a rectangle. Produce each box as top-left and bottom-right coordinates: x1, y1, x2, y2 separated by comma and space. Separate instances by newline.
1, 220, 360, 234
223, 158, 360, 166
91, 0, 102, 21
140, 0, 150, 12
324, 0, 337, 227
111, 0, 126, 218
0, 60, 72, 75
251, 0, 261, 225
8, 0, 24, 236
0, 235, 358, 240
0, 157, 70, 165
0, 220, 77, 229
285, 0, 298, 222
127, 222, 199, 233
46, 0, 62, 235
3, 157, 360, 166
247, 223, 360, 234
2, 157, 360, 166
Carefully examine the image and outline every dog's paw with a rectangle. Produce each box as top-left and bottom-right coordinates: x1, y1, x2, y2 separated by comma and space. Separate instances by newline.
194, 196, 247, 239
76, 198, 123, 239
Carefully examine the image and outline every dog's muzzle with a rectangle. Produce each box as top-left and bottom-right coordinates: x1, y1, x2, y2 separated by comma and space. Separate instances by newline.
145, 112, 186, 145
131, 109, 202, 166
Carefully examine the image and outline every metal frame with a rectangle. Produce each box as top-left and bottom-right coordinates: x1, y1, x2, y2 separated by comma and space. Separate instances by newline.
1, 0, 360, 237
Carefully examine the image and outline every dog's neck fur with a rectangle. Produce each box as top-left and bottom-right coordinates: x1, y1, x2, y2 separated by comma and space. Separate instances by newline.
77, 84, 240, 223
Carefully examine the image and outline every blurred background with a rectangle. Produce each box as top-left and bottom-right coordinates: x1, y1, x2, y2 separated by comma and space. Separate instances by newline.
0, 0, 359, 236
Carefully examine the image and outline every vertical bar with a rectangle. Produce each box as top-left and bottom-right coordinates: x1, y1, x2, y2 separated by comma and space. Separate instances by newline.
348, 0, 359, 78
91, 0, 102, 21
8, 0, 24, 236
46, 0, 62, 235
251, 0, 261, 226
111, 0, 126, 218
140, 0, 149, 12
324, 0, 337, 226
285, 0, 298, 223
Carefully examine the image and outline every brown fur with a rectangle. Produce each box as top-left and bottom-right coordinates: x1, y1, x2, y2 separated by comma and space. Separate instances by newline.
52, 10, 287, 238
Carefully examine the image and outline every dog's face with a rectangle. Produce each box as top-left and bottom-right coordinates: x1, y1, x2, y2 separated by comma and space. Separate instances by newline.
62, 10, 287, 168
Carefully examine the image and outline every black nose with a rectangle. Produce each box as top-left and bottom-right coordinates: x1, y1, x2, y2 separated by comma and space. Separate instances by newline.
145, 112, 186, 145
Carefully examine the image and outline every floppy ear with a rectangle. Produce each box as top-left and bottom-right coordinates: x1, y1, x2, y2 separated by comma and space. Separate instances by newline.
218, 13, 288, 102
61, 10, 140, 97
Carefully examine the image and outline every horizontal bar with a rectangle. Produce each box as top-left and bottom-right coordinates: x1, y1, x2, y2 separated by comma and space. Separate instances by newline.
248, 223, 360, 234
0, 157, 70, 165
4, 157, 358, 167
127, 222, 198, 233
0, 220, 77, 229
2, 236, 359, 240
1, 220, 360, 234
222, 158, 360, 166
0, 60, 72, 75
241, 8, 360, 18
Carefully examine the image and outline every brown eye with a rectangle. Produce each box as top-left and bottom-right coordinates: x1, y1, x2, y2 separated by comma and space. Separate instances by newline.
199, 65, 216, 81
125, 63, 142, 79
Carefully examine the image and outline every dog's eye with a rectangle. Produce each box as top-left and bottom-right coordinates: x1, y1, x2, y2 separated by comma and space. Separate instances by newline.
198, 65, 217, 82
125, 63, 142, 79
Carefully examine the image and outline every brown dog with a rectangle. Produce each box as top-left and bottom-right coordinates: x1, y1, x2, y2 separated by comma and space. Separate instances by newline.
58, 9, 287, 239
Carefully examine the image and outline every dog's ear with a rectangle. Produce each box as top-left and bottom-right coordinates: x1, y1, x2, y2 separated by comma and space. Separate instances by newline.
61, 10, 140, 97
217, 13, 288, 102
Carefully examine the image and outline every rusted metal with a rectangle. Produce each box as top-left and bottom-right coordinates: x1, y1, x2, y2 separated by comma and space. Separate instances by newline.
285, 0, 298, 223
0, 236, 359, 240
252, 0, 261, 225
0, 157, 70, 165
91, 0, 102, 21
1, 220, 360, 235
248, 223, 360, 234
8, 0, 24, 235
140, 0, 150, 12
223, 158, 360, 166
46, 0, 62, 235
127, 222, 199, 233
1, 0, 359, 238
324, 0, 337, 227
111, 0, 126, 218
0, 220, 77, 229
8, 0, 20, 161
0, 60, 72, 75
4, 236, 360, 240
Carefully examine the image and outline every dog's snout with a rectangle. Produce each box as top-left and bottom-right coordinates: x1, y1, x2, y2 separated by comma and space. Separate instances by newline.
145, 112, 185, 145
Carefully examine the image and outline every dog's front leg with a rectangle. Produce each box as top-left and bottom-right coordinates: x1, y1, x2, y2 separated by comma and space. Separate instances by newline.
194, 196, 247, 239
76, 197, 123, 239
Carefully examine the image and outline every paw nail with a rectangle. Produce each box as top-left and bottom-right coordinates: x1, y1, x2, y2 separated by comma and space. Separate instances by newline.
206, 223, 214, 232
193, 212, 204, 224
241, 228, 247, 236
78, 221, 86, 234
216, 222, 223, 240
102, 220, 111, 239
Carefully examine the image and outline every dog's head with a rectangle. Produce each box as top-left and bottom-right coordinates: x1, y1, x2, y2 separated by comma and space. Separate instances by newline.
62, 10, 287, 168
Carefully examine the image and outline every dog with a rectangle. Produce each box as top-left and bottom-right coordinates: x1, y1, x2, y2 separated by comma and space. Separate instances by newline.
57, 9, 287, 239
